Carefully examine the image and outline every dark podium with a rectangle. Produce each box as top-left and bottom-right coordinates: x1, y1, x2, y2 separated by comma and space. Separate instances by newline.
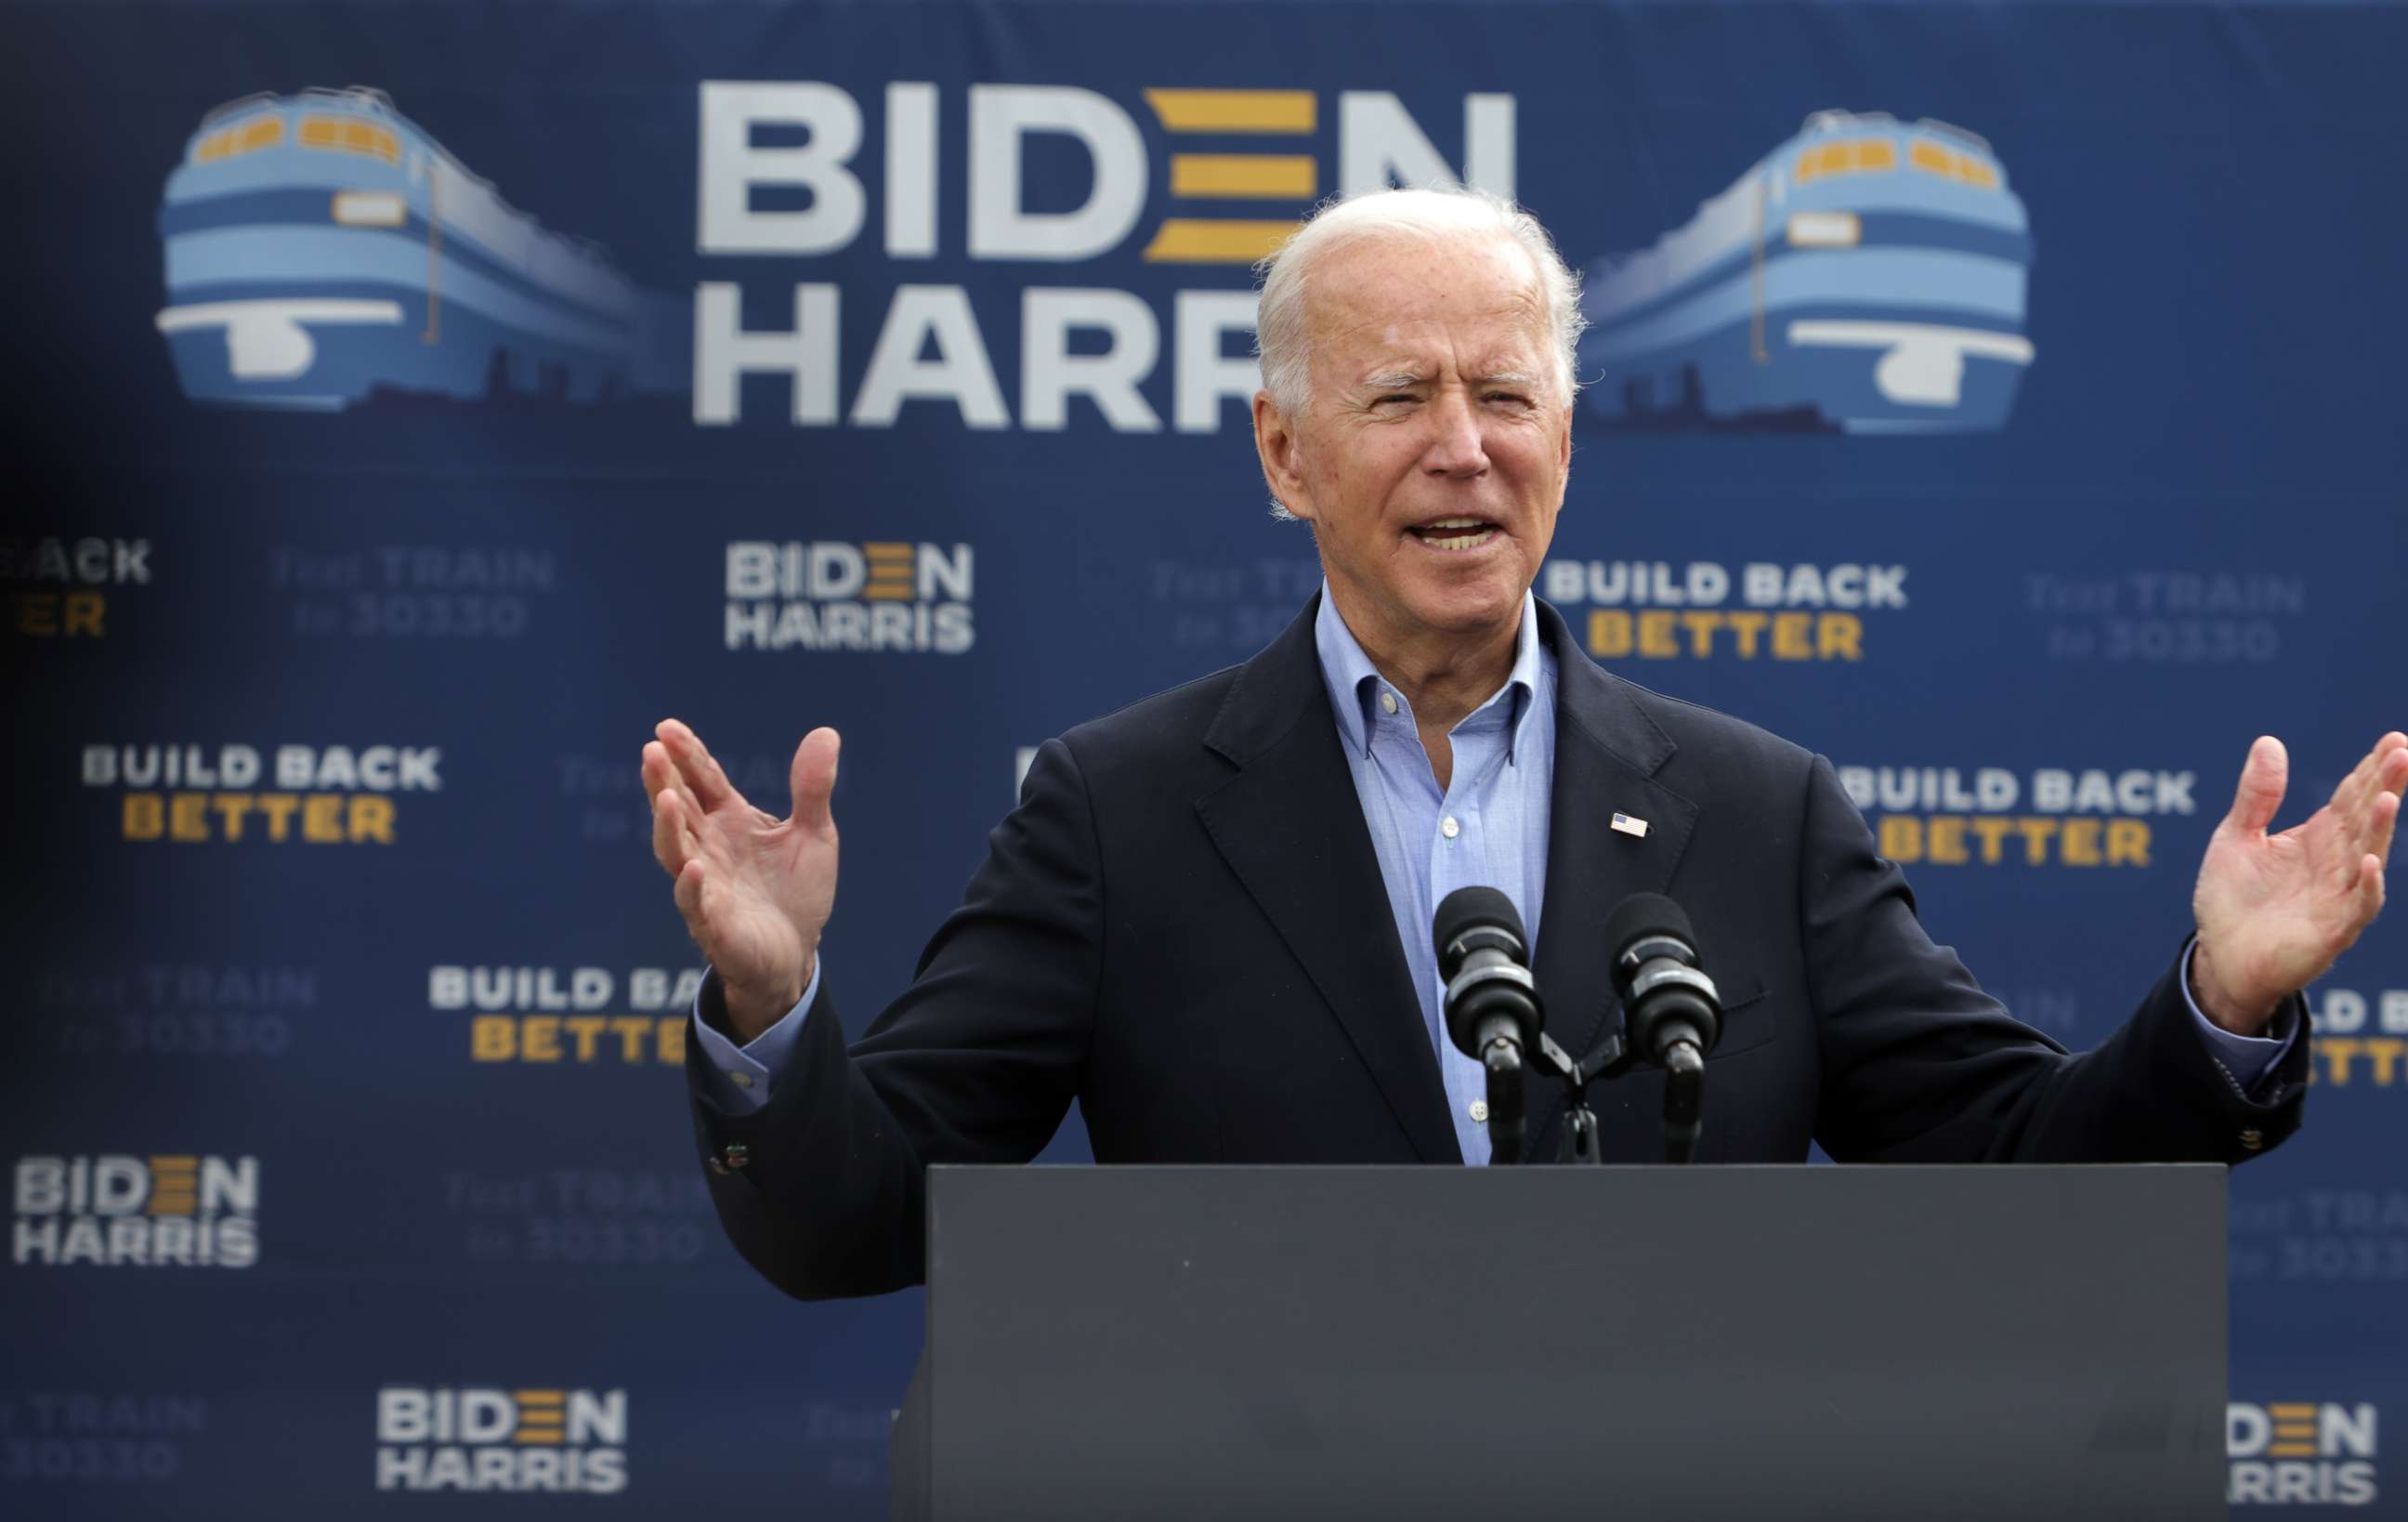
900, 1163, 2227, 1521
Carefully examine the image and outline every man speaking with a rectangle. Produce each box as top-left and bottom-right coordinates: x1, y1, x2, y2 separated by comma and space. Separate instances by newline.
642, 188, 2404, 1301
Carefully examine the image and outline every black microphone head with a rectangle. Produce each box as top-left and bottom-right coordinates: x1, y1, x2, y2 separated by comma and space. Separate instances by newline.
1433, 886, 1526, 978
1603, 892, 1694, 962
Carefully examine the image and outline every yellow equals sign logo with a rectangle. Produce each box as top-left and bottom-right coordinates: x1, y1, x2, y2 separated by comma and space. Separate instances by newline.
1143, 89, 1318, 265
513, 1389, 566, 1445
2267, 1403, 2321, 1457
147, 1155, 199, 1215
863, 543, 917, 601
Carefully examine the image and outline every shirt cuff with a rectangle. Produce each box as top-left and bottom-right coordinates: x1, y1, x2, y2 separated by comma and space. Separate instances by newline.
2179, 938, 2297, 1096
688, 959, 823, 1115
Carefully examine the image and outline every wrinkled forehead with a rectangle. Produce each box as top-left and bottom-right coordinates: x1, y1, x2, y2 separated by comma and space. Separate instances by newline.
1305, 231, 1551, 377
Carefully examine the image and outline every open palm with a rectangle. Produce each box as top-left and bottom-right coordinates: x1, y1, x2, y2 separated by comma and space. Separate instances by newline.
642, 719, 841, 1040
2192, 732, 2406, 1030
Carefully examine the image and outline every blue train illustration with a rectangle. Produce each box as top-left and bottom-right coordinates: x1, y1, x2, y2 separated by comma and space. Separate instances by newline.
1578, 112, 2035, 433
156, 87, 685, 410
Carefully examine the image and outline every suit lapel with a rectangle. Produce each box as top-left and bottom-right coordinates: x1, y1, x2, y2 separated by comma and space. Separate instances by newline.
1195, 598, 1461, 1163
1526, 603, 1698, 1148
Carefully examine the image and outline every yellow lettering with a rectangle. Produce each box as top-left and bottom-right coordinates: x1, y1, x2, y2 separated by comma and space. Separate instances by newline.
1927, 816, 1969, 864
2107, 819, 2151, 866
16, 593, 58, 635
656, 1016, 685, 1065
1637, 610, 1677, 658
124, 793, 164, 840
1680, 610, 1720, 657
2013, 816, 2058, 864
1878, 814, 1922, 862
257, 793, 300, 841
348, 794, 395, 844
1587, 610, 1630, 658
212, 794, 253, 842
522, 1016, 561, 1061
2061, 818, 2102, 866
1725, 610, 1767, 658
1817, 612, 1862, 661
1772, 611, 1812, 660
471, 1016, 516, 1061
1970, 816, 2014, 863
611, 1016, 654, 1063
63, 592, 104, 636
302, 794, 343, 843
2318, 1036, 2360, 1086
566, 1016, 607, 1061
169, 793, 209, 842
2367, 1036, 2403, 1086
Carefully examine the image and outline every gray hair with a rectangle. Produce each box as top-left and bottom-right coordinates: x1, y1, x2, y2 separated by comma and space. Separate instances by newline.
1252, 186, 1587, 423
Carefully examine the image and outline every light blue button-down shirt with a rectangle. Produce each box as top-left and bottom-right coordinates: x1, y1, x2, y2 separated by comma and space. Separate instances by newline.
691, 592, 2292, 1130
1312, 588, 1554, 1165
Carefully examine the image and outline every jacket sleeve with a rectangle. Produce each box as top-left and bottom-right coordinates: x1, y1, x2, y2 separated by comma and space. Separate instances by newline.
686, 736, 1105, 1299
1796, 754, 2310, 1164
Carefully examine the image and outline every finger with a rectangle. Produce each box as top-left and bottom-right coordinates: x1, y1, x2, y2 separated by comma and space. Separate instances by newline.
651, 786, 691, 876
656, 718, 739, 811
2365, 785, 2401, 871
2223, 735, 2287, 838
2336, 742, 2408, 852
2337, 731, 2408, 820
671, 858, 710, 941
639, 741, 676, 808
790, 728, 842, 833
2355, 853, 2386, 926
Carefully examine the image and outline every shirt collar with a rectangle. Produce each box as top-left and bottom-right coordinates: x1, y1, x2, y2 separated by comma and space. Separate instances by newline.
1313, 583, 1545, 763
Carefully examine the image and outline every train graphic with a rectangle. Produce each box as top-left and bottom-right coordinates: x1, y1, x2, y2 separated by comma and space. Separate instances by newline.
155, 87, 685, 411
1578, 111, 2035, 433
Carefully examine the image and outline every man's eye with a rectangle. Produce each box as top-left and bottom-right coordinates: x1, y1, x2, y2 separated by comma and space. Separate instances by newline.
1373, 394, 1417, 407
1485, 391, 1532, 406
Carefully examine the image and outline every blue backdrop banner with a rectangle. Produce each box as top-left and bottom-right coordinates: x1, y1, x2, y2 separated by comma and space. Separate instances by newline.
4, 0, 2403, 1514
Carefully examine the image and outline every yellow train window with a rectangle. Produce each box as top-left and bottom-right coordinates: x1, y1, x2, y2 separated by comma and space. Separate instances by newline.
1960, 157, 1998, 189
1856, 139, 1896, 171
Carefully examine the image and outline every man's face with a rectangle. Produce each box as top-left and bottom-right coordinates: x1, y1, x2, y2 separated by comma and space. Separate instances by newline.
1254, 230, 1573, 653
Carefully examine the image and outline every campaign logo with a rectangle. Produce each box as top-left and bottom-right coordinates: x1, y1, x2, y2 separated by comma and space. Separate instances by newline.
431, 964, 697, 1066
158, 78, 1512, 433
81, 743, 441, 844
724, 540, 975, 653
2229, 1401, 2378, 1506
157, 87, 687, 413
3, 537, 150, 640
1578, 111, 2033, 434
697, 79, 1509, 432
374, 1386, 626, 1494
11, 1155, 259, 1268
1837, 765, 2195, 868
1542, 558, 1905, 663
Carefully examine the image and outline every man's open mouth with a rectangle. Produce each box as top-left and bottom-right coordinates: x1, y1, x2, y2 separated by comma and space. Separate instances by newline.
1407, 518, 1499, 551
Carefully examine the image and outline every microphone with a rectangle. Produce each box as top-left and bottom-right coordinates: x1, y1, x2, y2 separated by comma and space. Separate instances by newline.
1603, 893, 1722, 1163
1434, 886, 1543, 1165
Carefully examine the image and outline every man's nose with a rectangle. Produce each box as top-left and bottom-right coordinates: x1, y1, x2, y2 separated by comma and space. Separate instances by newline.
1421, 387, 1489, 478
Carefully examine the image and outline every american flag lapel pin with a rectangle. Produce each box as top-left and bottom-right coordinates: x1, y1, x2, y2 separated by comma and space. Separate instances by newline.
1610, 812, 1650, 838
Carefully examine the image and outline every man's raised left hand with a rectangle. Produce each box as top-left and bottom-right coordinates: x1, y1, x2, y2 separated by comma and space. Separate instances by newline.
2192, 731, 2408, 1034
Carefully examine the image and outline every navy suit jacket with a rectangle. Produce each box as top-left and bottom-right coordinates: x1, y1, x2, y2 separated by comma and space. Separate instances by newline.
689, 596, 2308, 1300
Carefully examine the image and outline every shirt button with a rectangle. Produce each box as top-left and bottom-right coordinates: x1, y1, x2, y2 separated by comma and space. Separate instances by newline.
1441, 817, 1459, 839
1379, 690, 1398, 715
727, 1070, 754, 1090
1470, 1100, 1489, 1123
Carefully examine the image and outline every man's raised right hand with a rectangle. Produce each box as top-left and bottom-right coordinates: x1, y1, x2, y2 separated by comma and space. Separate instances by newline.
641, 719, 840, 1043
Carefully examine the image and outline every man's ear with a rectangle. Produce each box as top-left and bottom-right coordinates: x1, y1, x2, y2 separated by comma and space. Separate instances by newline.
1252, 390, 1315, 521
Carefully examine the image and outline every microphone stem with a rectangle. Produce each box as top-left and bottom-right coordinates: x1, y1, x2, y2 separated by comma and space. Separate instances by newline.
1662, 1040, 1703, 1165
1483, 1040, 1526, 1166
